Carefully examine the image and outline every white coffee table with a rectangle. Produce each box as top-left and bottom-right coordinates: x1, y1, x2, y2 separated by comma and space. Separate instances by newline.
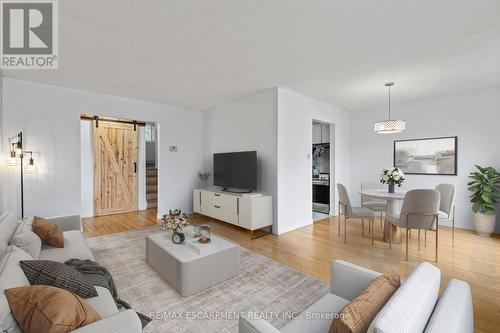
145, 226, 240, 296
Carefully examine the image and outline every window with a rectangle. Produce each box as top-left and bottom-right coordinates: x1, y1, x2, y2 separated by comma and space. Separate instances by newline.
145, 124, 156, 142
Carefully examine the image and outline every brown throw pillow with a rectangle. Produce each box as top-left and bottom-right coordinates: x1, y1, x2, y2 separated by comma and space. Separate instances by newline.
5, 285, 101, 333
330, 272, 400, 333
32, 216, 64, 248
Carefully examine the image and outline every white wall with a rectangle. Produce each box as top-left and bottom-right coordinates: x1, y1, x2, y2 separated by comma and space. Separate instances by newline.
277, 88, 351, 234
203, 89, 278, 227
80, 121, 93, 217
1, 78, 203, 219
0, 76, 3, 213
350, 86, 500, 231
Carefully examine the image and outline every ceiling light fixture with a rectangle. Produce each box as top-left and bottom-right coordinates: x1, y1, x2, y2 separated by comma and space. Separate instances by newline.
374, 82, 406, 134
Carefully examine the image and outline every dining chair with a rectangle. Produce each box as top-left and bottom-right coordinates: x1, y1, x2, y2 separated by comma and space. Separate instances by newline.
361, 181, 387, 230
386, 189, 440, 261
337, 183, 377, 245
435, 183, 456, 247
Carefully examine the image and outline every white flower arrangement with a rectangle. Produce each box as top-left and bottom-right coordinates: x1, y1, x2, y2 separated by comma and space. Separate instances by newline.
380, 167, 405, 186
161, 209, 189, 232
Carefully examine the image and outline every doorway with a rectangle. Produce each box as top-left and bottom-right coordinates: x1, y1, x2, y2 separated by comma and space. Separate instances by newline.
145, 123, 158, 209
312, 120, 332, 222
80, 115, 154, 217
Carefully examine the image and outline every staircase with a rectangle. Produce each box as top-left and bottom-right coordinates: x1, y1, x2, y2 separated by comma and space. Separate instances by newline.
146, 168, 158, 209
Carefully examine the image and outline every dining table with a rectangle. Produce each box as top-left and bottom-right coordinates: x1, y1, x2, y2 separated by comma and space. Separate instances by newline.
359, 189, 407, 243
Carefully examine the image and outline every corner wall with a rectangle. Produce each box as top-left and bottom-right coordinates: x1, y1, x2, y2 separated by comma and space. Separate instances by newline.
277, 88, 351, 234
349, 86, 500, 231
1, 78, 203, 219
203, 89, 279, 228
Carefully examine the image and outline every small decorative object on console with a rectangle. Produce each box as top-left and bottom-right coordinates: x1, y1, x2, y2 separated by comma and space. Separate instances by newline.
197, 171, 211, 188
161, 209, 189, 244
199, 224, 211, 243
380, 167, 405, 193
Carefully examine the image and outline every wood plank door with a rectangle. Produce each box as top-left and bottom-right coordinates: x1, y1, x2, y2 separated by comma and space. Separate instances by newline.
93, 120, 138, 216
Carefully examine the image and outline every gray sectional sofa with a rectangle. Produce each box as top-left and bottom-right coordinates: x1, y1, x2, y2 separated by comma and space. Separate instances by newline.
239, 260, 473, 333
0, 212, 142, 333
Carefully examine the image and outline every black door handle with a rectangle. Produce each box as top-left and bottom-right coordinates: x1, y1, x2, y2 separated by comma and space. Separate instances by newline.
134, 162, 137, 173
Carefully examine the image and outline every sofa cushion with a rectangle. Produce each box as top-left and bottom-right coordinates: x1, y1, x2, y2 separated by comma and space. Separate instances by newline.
5, 285, 101, 333
33, 216, 64, 248
0, 213, 21, 256
281, 293, 350, 333
10, 218, 42, 259
368, 262, 441, 333
20, 260, 98, 299
85, 286, 119, 318
424, 280, 473, 333
38, 230, 95, 262
330, 272, 400, 333
0, 245, 33, 333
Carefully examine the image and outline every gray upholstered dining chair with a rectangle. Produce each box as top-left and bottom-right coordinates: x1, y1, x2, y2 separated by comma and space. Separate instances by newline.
337, 183, 377, 245
386, 189, 441, 261
435, 183, 456, 247
361, 181, 387, 230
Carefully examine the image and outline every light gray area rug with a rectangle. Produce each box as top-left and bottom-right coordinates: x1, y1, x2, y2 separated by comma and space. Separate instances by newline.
86, 226, 328, 333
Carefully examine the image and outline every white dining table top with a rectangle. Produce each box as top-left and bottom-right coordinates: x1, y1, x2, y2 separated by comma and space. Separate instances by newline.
359, 189, 406, 200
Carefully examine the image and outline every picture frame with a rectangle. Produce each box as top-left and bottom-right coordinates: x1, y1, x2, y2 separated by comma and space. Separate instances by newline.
393, 136, 457, 175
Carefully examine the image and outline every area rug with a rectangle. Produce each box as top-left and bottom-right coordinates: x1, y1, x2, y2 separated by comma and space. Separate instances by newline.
86, 226, 328, 333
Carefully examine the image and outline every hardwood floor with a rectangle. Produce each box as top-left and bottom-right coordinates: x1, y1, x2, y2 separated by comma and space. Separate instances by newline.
83, 209, 500, 333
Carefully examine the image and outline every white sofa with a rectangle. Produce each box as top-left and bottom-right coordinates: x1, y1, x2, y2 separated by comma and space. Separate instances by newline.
0, 212, 142, 333
239, 260, 473, 333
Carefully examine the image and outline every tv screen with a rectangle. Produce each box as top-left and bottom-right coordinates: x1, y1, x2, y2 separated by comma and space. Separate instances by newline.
213, 151, 257, 191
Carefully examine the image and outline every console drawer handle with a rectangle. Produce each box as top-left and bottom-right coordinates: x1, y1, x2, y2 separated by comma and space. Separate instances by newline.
214, 205, 221, 208
214, 194, 221, 196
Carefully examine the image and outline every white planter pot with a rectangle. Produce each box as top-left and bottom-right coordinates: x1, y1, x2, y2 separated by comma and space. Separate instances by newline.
473, 212, 496, 237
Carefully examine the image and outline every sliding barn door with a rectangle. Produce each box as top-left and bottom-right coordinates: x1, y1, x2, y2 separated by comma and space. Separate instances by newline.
93, 120, 138, 216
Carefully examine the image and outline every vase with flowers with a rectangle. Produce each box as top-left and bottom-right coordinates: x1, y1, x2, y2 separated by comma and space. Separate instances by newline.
161, 209, 189, 244
380, 167, 405, 193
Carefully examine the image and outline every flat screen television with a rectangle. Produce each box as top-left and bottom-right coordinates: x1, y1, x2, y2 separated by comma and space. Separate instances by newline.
213, 151, 257, 192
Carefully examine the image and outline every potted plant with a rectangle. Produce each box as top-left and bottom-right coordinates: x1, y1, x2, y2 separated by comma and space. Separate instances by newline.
161, 209, 189, 244
380, 167, 405, 193
197, 171, 210, 188
468, 165, 500, 237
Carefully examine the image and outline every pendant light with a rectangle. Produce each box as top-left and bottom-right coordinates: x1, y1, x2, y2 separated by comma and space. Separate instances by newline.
374, 82, 406, 134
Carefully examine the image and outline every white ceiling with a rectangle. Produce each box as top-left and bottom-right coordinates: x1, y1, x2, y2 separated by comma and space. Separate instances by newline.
3, 0, 500, 111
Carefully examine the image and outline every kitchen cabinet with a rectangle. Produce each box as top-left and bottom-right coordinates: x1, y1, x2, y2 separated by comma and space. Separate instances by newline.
321, 124, 330, 143
313, 123, 330, 144
313, 123, 322, 144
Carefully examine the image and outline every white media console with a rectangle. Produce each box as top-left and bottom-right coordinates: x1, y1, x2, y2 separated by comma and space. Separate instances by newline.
193, 188, 273, 238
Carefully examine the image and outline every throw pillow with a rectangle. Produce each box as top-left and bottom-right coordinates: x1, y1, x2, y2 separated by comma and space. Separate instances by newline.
329, 271, 400, 333
5, 285, 101, 333
0, 245, 33, 333
32, 216, 64, 248
20, 260, 98, 298
11, 230, 42, 259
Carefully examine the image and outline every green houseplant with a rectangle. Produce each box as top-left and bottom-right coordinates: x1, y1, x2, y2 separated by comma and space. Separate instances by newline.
468, 165, 500, 236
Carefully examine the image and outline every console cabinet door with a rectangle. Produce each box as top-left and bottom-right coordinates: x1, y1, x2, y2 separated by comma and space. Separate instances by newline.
201, 191, 211, 215
193, 190, 202, 213
238, 198, 252, 229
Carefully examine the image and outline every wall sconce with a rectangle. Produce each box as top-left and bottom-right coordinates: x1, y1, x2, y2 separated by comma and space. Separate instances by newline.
24, 153, 38, 175
6, 145, 18, 167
